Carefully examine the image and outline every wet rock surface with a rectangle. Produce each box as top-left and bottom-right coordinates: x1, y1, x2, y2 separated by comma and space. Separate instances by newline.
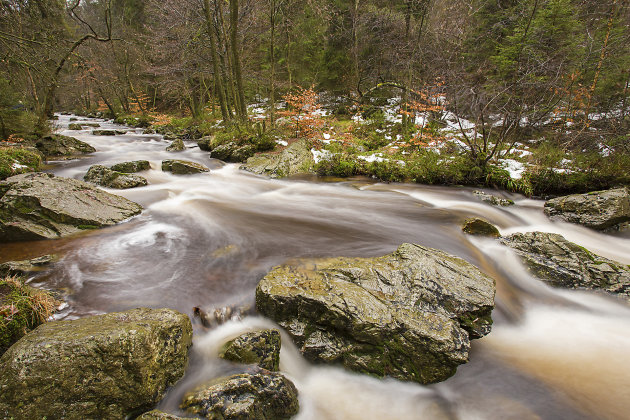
500, 231, 630, 300
544, 188, 630, 230
84, 164, 148, 189
0, 172, 143, 241
256, 243, 496, 384
167, 138, 186, 152
0, 255, 56, 277
181, 368, 299, 420
0, 308, 193, 420
110, 160, 151, 173
462, 217, 500, 237
162, 159, 210, 174
473, 190, 514, 206
34, 134, 95, 157
219, 329, 281, 371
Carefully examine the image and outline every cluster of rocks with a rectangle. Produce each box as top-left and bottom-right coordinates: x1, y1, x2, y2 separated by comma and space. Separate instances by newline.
461, 187, 630, 302
197, 136, 257, 163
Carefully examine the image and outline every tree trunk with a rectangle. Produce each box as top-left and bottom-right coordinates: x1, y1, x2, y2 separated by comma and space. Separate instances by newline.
229, 0, 247, 120
203, 0, 230, 121
269, 0, 277, 127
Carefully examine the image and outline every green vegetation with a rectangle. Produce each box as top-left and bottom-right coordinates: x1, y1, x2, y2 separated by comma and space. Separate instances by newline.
0, 147, 42, 180
0, 276, 58, 354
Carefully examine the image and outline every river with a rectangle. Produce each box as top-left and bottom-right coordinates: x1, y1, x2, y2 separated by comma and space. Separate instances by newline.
1, 114, 629, 419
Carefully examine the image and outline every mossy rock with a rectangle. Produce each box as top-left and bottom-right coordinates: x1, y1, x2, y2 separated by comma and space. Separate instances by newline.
68, 123, 83, 130
0, 307, 193, 420
544, 188, 630, 230
84, 165, 148, 189
0, 255, 56, 277
462, 218, 500, 237
219, 329, 281, 371
162, 159, 209, 175
166, 138, 185, 152
472, 190, 514, 206
256, 243, 496, 384
0, 276, 59, 355
34, 134, 95, 157
242, 139, 314, 178
110, 160, 151, 173
181, 369, 299, 420
137, 410, 188, 419
92, 129, 117, 136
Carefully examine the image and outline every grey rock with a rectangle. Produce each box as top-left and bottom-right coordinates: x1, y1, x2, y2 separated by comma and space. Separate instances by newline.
0, 173, 143, 242
500, 231, 630, 300
0, 255, 56, 277
68, 123, 83, 130
219, 330, 281, 371
473, 190, 514, 206
242, 139, 314, 178
34, 135, 95, 157
544, 188, 630, 230
92, 130, 117, 136
84, 165, 148, 189
162, 160, 209, 175
137, 410, 188, 420
256, 243, 496, 384
197, 136, 214, 151
181, 369, 299, 420
110, 160, 151, 173
212, 142, 255, 163
0, 308, 193, 420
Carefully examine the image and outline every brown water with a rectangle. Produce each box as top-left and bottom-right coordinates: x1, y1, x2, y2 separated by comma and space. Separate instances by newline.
2, 114, 629, 419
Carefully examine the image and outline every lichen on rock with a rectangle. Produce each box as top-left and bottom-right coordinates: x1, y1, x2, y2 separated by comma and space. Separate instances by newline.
219, 329, 281, 371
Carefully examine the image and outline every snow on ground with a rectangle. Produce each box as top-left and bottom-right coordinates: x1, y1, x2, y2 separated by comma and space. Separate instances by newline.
311, 148, 332, 164
357, 153, 388, 163
499, 159, 526, 179
275, 139, 288, 146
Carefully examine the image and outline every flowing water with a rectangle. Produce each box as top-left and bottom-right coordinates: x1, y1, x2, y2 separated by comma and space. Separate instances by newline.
2, 114, 629, 419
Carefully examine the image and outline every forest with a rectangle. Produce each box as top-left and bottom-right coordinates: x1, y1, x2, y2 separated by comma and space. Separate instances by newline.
1, 0, 629, 194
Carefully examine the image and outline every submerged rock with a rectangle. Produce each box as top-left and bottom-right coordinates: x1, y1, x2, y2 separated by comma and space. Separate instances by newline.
242, 139, 314, 178
110, 160, 151, 173
0, 255, 56, 277
0, 307, 193, 420
166, 138, 185, 152
84, 165, 148, 189
34, 134, 95, 157
473, 190, 514, 206
500, 232, 630, 300
544, 188, 630, 230
181, 369, 299, 420
0, 173, 143, 242
162, 159, 209, 175
92, 129, 117, 136
219, 329, 281, 371
462, 217, 500, 237
193, 305, 248, 328
256, 243, 496, 384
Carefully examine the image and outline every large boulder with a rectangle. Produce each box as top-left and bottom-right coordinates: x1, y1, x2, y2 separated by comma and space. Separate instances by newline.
0, 308, 192, 420
500, 232, 630, 300
162, 159, 209, 175
84, 164, 148, 189
219, 329, 281, 371
211, 142, 256, 163
110, 160, 151, 173
197, 136, 214, 151
34, 134, 95, 157
544, 188, 630, 230
242, 139, 314, 178
256, 243, 496, 384
0, 172, 143, 242
181, 369, 299, 420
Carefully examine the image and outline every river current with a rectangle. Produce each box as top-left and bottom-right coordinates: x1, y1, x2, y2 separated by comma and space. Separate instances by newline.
1, 114, 629, 419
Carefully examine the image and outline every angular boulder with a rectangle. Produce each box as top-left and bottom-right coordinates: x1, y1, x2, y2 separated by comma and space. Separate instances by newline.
0, 173, 143, 242
544, 188, 630, 230
472, 190, 514, 206
219, 329, 281, 371
84, 165, 148, 189
181, 369, 299, 420
242, 139, 314, 178
500, 232, 630, 300
462, 217, 500, 237
0, 308, 193, 420
166, 139, 185, 152
34, 134, 95, 157
162, 159, 209, 175
256, 243, 496, 384
197, 136, 214, 151
110, 160, 151, 173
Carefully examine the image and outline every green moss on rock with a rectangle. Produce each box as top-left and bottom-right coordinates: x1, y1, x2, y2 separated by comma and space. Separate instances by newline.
219, 329, 281, 371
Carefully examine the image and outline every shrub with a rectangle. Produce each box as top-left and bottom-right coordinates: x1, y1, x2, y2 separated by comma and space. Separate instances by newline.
0, 276, 59, 354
